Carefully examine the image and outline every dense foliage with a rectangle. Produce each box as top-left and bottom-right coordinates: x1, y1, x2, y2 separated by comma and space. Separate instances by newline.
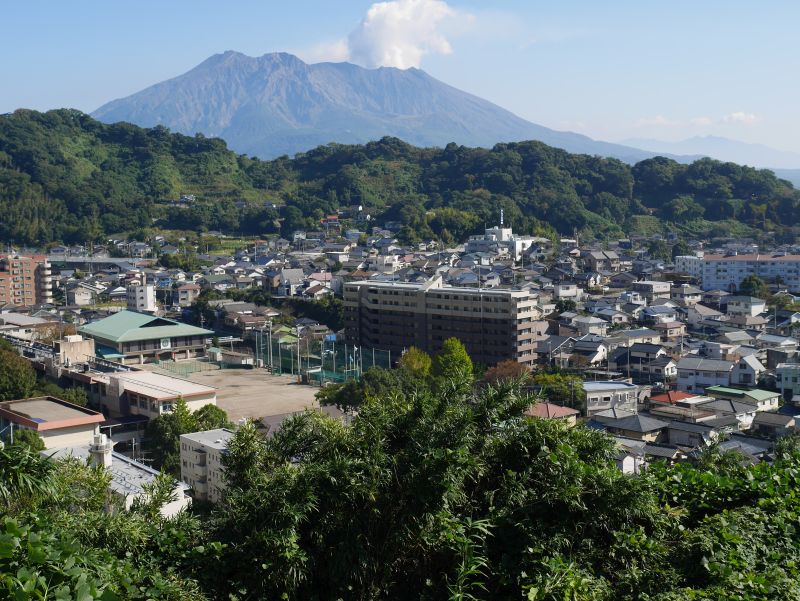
2, 109, 799, 245
145, 399, 232, 475
5, 366, 800, 598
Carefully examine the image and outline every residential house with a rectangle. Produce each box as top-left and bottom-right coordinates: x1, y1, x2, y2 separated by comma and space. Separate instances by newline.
599, 414, 669, 442
730, 355, 766, 387
583, 381, 640, 416
726, 296, 768, 318
676, 357, 735, 393
524, 403, 580, 426
697, 398, 757, 430
632, 280, 671, 302
751, 413, 796, 439
704, 385, 780, 412
774, 363, 800, 404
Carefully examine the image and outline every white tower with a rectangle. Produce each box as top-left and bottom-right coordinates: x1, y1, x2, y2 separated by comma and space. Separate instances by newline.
89, 432, 113, 469
127, 283, 157, 313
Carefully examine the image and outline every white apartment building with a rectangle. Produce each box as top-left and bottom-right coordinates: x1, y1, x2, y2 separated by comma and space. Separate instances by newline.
701, 253, 800, 292
674, 254, 704, 280
180, 428, 235, 503
126, 283, 157, 313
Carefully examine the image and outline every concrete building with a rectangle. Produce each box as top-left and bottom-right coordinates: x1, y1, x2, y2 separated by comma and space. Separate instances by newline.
126, 283, 157, 313
0, 396, 104, 449
776, 363, 800, 404
172, 283, 201, 307
343, 277, 546, 367
48, 434, 191, 517
632, 280, 671, 302
674, 254, 704, 280
701, 253, 800, 292
676, 357, 735, 393
101, 370, 217, 418
78, 310, 213, 364
0, 254, 52, 307
180, 428, 235, 503
583, 381, 640, 416
725, 296, 767, 317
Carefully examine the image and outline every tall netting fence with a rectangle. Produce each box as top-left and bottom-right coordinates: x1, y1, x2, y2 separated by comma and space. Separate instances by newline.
254, 335, 394, 385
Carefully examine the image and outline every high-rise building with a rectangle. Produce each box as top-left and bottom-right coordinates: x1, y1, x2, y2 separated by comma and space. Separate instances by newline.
0, 254, 52, 307
343, 277, 546, 367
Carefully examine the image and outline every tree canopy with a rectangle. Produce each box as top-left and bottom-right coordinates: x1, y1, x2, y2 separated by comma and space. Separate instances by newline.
3, 367, 800, 598
2, 110, 799, 245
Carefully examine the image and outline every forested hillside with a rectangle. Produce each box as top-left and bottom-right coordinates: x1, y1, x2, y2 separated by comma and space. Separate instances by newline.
1, 109, 798, 245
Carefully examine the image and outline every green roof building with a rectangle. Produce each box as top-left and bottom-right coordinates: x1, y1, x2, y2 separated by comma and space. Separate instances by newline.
704, 385, 781, 412
78, 310, 214, 365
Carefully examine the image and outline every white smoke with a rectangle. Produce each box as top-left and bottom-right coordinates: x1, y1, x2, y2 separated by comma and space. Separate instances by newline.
347, 0, 459, 69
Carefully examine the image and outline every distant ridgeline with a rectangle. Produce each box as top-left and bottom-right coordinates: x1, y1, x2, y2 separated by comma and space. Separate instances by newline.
1, 109, 798, 245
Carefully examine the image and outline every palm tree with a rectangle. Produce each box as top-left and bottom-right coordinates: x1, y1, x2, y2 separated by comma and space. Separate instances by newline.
0, 444, 55, 508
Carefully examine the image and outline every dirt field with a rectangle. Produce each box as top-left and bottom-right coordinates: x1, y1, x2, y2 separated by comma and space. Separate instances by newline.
149, 365, 321, 422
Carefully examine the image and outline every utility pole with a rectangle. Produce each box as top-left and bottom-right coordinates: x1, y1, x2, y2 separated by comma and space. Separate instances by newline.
267, 320, 273, 374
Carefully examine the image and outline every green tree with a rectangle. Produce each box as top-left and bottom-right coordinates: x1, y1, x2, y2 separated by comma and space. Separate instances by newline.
144, 398, 198, 475
397, 346, 432, 378
0, 349, 36, 401
554, 299, 577, 314
647, 239, 672, 261
532, 371, 586, 413
194, 404, 233, 431
671, 239, 692, 259
58, 386, 88, 407
739, 274, 769, 298
11, 429, 45, 452
432, 337, 474, 383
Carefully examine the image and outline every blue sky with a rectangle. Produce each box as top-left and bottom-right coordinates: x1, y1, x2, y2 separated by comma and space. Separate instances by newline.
2, 0, 798, 151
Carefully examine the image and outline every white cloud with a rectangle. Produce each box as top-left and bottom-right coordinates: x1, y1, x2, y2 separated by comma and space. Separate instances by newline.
348, 0, 469, 69
722, 111, 760, 124
635, 115, 680, 127
297, 0, 471, 69
690, 116, 712, 126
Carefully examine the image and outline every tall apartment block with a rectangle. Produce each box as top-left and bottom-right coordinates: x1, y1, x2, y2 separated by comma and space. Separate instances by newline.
0, 254, 52, 307
343, 277, 546, 367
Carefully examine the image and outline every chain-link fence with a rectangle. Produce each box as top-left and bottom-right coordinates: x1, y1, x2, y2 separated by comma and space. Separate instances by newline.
152, 358, 218, 377
254, 336, 393, 385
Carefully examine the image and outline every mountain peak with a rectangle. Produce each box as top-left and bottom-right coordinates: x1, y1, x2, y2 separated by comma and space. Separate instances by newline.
92, 51, 670, 162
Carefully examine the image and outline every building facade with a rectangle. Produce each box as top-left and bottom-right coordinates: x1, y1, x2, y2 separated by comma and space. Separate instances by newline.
676, 357, 734, 393
701, 253, 800, 292
180, 428, 234, 503
78, 310, 213, 364
343, 277, 545, 366
0, 254, 52, 307
0, 396, 104, 449
583, 381, 640, 416
126, 283, 157, 313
